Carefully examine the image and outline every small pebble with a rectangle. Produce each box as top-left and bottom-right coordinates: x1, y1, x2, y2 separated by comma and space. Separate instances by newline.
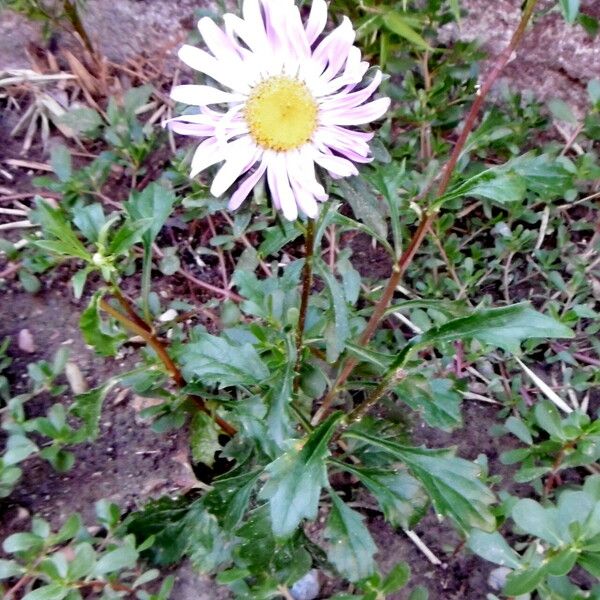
290, 570, 320, 600
17, 328, 36, 353
65, 362, 88, 394
488, 567, 511, 590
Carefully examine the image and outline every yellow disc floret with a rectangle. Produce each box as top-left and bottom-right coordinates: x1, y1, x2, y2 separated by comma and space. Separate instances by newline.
245, 76, 318, 152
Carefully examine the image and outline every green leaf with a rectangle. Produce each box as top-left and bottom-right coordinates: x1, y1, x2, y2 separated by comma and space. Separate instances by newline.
94, 546, 138, 575
588, 79, 600, 106
19, 270, 41, 293
325, 492, 377, 582
80, 294, 123, 357
468, 530, 522, 569
3, 532, 43, 554
469, 171, 527, 204
3, 435, 38, 465
504, 416, 533, 445
395, 377, 462, 431
260, 412, 344, 538
548, 98, 577, 123
22, 585, 68, 600
31, 200, 90, 261
416, 303, 574, 354
315, 259, 350, 363
511, 499, 564, 545
180, 332, 269, 388
204, 467, 262, 530
382, 12, 431, 50
534, 401, 565, 441
49, 144, 72, 182
335, 177, 388, 240
73, 203, 106, 243
504, 566, 547, 596
107, 218, 153, 256
70, 382, 117, 441
125, 183, 177, 250
0, 558, 24, 579
190, 411, 222, 467
338, 463, 427, 529
58, 106, 103, 136
381, 562, 411, 594
267, 342, 295, 446
408, 586, 429, 600
343, 430, 496, 532
558, 0, 580, 23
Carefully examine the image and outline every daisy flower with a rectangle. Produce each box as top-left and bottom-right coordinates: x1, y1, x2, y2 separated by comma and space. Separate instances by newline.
168, 0, 390, 221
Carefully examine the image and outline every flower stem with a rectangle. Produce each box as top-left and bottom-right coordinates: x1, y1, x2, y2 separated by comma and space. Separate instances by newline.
99, 296, 237, 436
315, 0, 541, 423
293, 219, 315, 392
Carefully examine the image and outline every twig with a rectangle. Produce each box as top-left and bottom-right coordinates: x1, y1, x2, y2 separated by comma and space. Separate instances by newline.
404, 529, 443, 566
314, 0, 541, 423
100, 297, 237, 436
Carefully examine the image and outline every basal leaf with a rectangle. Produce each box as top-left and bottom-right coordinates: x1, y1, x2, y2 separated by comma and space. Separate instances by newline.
337, 462, 427, 529
179, 332, 269, 388
343, 430, 496, 532
395, 377, 462, 431
325, 492, 377, 582
335, 177, 388, 240
260, 412, 344, 538
190, 411, 222, 468
416, 303, 574, 354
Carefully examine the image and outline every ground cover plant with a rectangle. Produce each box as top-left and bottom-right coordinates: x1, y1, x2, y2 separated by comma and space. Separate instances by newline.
0, 0, 599, 598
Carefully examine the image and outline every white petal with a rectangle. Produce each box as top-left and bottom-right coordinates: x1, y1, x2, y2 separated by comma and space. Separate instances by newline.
288, 147, 328, 202
191, 138, 224, 178
305, 0, 328, 45
228, 158, 267, 210
178, 45, 250, 93
171, 85, 245, 106
211, 138, 258, 197
267, 154, 298, 221
320, 97, 391, 126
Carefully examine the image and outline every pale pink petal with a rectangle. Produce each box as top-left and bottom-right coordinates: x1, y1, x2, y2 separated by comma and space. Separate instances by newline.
171, 85, 245, 106
198, 17, 243, 62
319, 71, 383, 111
211, 138, 258, 197
312, 17, 355, 78
168, 120, 214, 137
305, 0, 328, 45
313, 151, 359, 178
228, 158, 268, 210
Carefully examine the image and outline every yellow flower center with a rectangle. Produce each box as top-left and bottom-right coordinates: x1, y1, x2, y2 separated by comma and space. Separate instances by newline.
245, 76, 318, 152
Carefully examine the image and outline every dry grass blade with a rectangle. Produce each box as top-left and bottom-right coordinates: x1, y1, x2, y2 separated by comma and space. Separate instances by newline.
514, 356, 574, 414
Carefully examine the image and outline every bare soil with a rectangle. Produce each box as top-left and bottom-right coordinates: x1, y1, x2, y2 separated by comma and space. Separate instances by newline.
1, 1, 599, 599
